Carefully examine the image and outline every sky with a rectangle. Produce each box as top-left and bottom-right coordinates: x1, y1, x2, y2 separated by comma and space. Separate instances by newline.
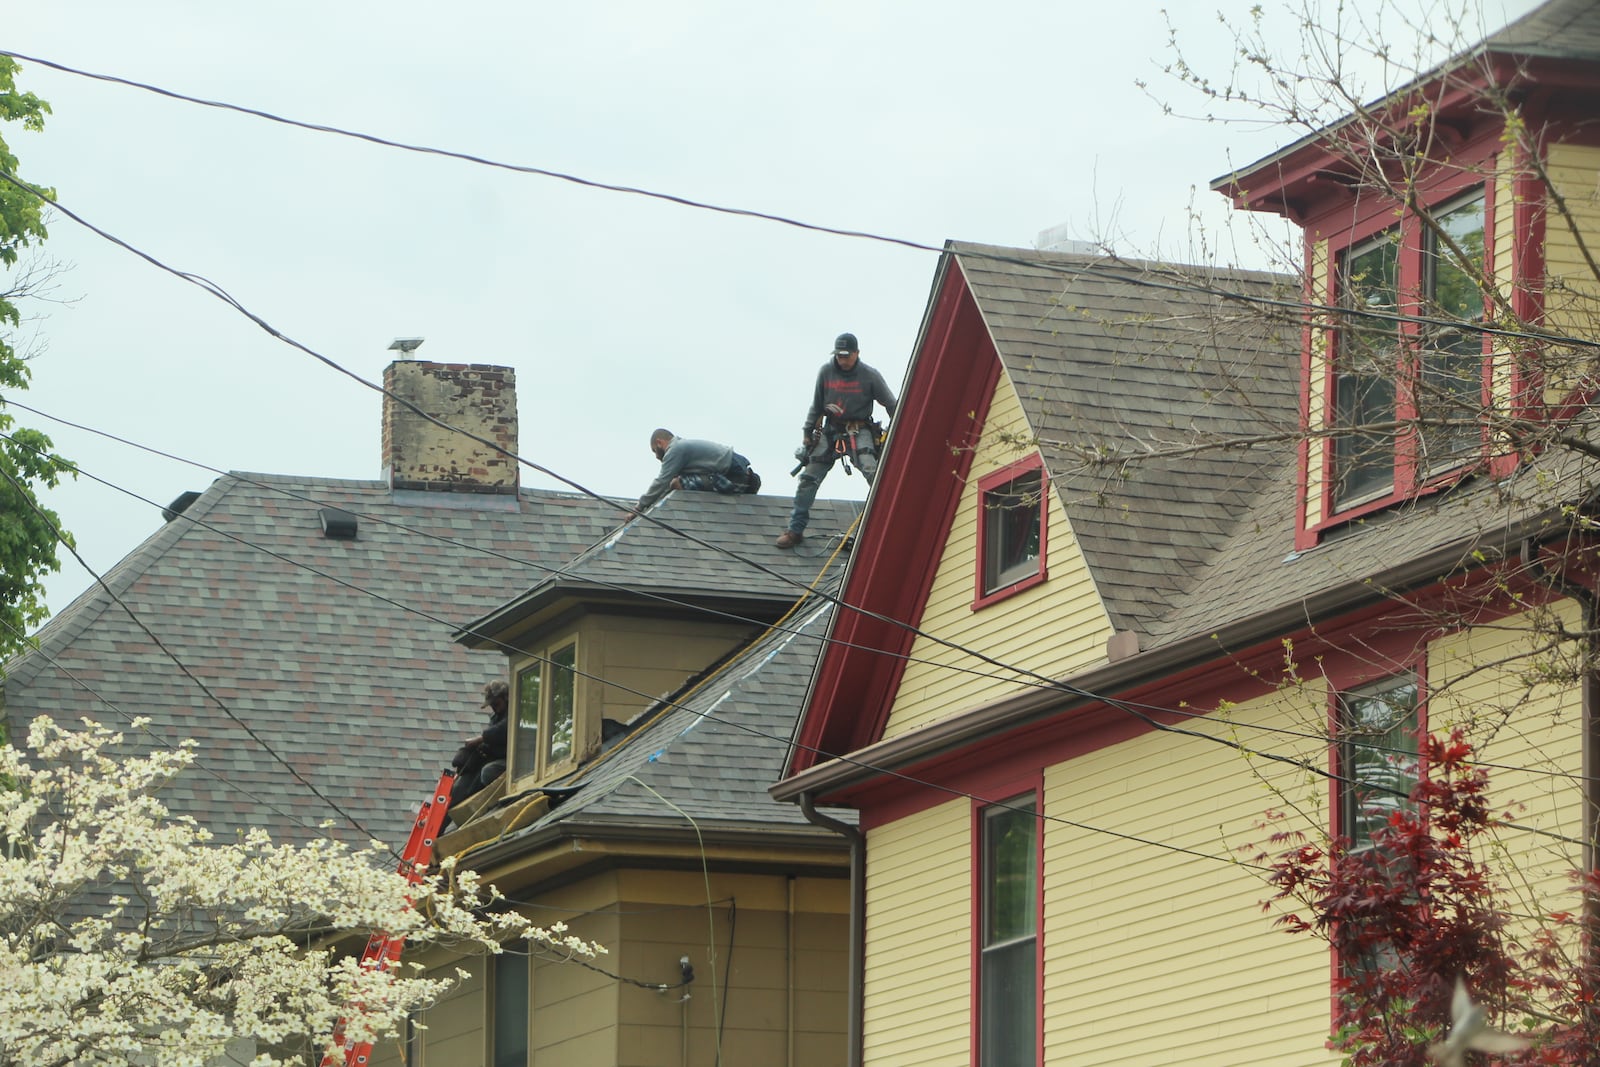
2, 0, 1542, 620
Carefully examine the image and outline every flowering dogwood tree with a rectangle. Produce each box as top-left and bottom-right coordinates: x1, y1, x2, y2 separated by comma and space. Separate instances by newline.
0, 716, 601, 1067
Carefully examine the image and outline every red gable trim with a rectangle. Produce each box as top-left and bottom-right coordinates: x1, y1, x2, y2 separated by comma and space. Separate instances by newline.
787, 255, 1002, 776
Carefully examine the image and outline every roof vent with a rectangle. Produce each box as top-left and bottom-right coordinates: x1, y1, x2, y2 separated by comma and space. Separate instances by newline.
162, 490, 202, 524
1034, 222, 1101, 255
318, 508, 359, 540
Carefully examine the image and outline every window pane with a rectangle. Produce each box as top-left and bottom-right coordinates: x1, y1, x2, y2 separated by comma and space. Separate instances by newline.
985, 802, 1037, 943
545, 644, 577, 766
512, 662, 541, 779
980, 938, 1037, 1067
1420, 193, 1486, 473
1335, 236, 1400, 506
983, 470, 1042, 593
982, 798, 1037, 1067
1340, 677, 1420, 850
493, 951, 529, 1067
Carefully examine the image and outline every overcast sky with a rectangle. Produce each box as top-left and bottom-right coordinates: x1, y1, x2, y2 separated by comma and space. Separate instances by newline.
4, 0, 1541, 619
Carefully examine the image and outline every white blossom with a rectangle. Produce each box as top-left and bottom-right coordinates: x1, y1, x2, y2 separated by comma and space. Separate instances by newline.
0, 717, 602, 1066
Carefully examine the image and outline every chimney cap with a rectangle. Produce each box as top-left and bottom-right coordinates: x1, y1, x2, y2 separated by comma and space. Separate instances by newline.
388, 337, 425, 358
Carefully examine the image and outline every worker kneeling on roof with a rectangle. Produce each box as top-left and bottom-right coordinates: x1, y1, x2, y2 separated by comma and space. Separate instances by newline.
637, 428, 762, 509
449, 679, 509, 815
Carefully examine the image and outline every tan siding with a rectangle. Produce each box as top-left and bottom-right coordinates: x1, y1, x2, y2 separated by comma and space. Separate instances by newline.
365, 955, 486, 1067
863, 799, 971, 1066
533, 904, 621, 1062
611, 870, 849, 1067
1490, 163, 1519, 441
508, 616, 752, 787
885, 373, 1113, 738
1042, 684, 1339, 1067
590, 615, 754, 724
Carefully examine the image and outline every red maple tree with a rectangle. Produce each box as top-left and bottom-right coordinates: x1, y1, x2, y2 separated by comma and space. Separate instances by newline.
1261, 731, 1600, 1065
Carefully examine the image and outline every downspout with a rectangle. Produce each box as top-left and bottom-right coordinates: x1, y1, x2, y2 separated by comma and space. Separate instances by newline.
799, 793, 864, 1067
1520, 538, 1600, 870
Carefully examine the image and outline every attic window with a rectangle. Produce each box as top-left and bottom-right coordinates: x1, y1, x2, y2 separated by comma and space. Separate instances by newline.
512, 640, 579, 783
973, 454, 1048, 610
318, 508, 359, 540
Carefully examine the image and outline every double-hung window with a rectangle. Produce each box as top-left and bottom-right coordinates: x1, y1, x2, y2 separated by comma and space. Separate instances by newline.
1329, 188, 1487, 512
1418, 192, 1487, 474
1336, 675, 1421, 852
979, 796, 1038, 1067
975, 455, 1047, 608
513, 641, 578, 782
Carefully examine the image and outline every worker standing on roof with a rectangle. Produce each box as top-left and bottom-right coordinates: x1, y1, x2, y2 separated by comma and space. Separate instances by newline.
637, 429, 762, 509
777, 332, 897, 549
448, 680, 510, 814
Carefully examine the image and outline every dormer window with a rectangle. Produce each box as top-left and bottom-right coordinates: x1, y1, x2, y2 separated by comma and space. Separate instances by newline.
512, 640, 578, 782
1326, 186, 1488, 518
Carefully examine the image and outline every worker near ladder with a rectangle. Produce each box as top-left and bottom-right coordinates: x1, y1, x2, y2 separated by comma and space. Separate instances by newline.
777, 332, 897, 548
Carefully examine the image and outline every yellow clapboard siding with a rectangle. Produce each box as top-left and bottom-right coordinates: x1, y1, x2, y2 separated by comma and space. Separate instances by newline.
863, 799, 971, 1066
1428, 601, 1587, 924
885, 370, 1113, 738
1540, 141, 1600, 406
1042, 684, 1345, 1067
1031, 610, 1588, 1066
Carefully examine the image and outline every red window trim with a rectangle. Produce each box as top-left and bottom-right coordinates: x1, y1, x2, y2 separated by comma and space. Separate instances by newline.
973, 453, 1049, 610
970, 775, 1045, 1067
1300, 134, 1511, 549
1323, 655, 1431, 1023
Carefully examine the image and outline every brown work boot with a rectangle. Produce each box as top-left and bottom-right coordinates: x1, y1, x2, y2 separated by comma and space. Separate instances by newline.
775, 530, 804, 549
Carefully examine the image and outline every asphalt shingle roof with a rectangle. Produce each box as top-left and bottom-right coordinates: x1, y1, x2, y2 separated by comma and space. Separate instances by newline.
951, 241, 1600, 654
465, 490, 864, 636
2, 474, 622, 846
1484, 0, 1600, 60
526, 584, 852, 834
3, 472, 865, 850
953, 243, 1302, 636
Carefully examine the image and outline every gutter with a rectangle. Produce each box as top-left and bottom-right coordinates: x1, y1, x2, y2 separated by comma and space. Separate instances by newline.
798, 794, 864, 1067
774, 511, 1570, 802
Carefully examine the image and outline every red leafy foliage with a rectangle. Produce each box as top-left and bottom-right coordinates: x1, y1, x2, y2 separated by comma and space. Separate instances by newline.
1263, 731, 1600, 1066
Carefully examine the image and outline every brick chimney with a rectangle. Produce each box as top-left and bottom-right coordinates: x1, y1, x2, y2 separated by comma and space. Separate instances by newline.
382, 361, 519, 494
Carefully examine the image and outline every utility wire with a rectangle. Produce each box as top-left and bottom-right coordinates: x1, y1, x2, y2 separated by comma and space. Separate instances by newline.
11, 407, 1590, 800
0, 354, 1587, 849
0, 122, 1585, 853
6, 438, 1574, 867
0, 612, 349, 840
4, 48, 1597, 352
0, 460, 400, 857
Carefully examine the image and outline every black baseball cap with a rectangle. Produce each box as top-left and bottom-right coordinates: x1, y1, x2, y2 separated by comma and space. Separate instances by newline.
832, 332, 859, 353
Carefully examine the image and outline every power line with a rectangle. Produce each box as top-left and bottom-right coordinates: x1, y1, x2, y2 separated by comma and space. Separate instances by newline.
4, 380, 1590, 851
4, 48, 1596, 352
0, 612, 350, 841
6, 423, 1582, 870
0, 459, 400, 857
0, 141, 1584, 857
23, 409, 1588, 797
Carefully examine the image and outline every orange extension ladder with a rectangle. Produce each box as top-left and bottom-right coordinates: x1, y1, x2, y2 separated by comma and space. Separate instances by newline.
321, 769, 454, 1067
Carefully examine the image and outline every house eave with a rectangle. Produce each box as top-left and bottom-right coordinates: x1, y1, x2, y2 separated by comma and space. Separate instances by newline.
772, 507, 1571, 805
451, 816, 852, 893
454, 579, 801, 649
